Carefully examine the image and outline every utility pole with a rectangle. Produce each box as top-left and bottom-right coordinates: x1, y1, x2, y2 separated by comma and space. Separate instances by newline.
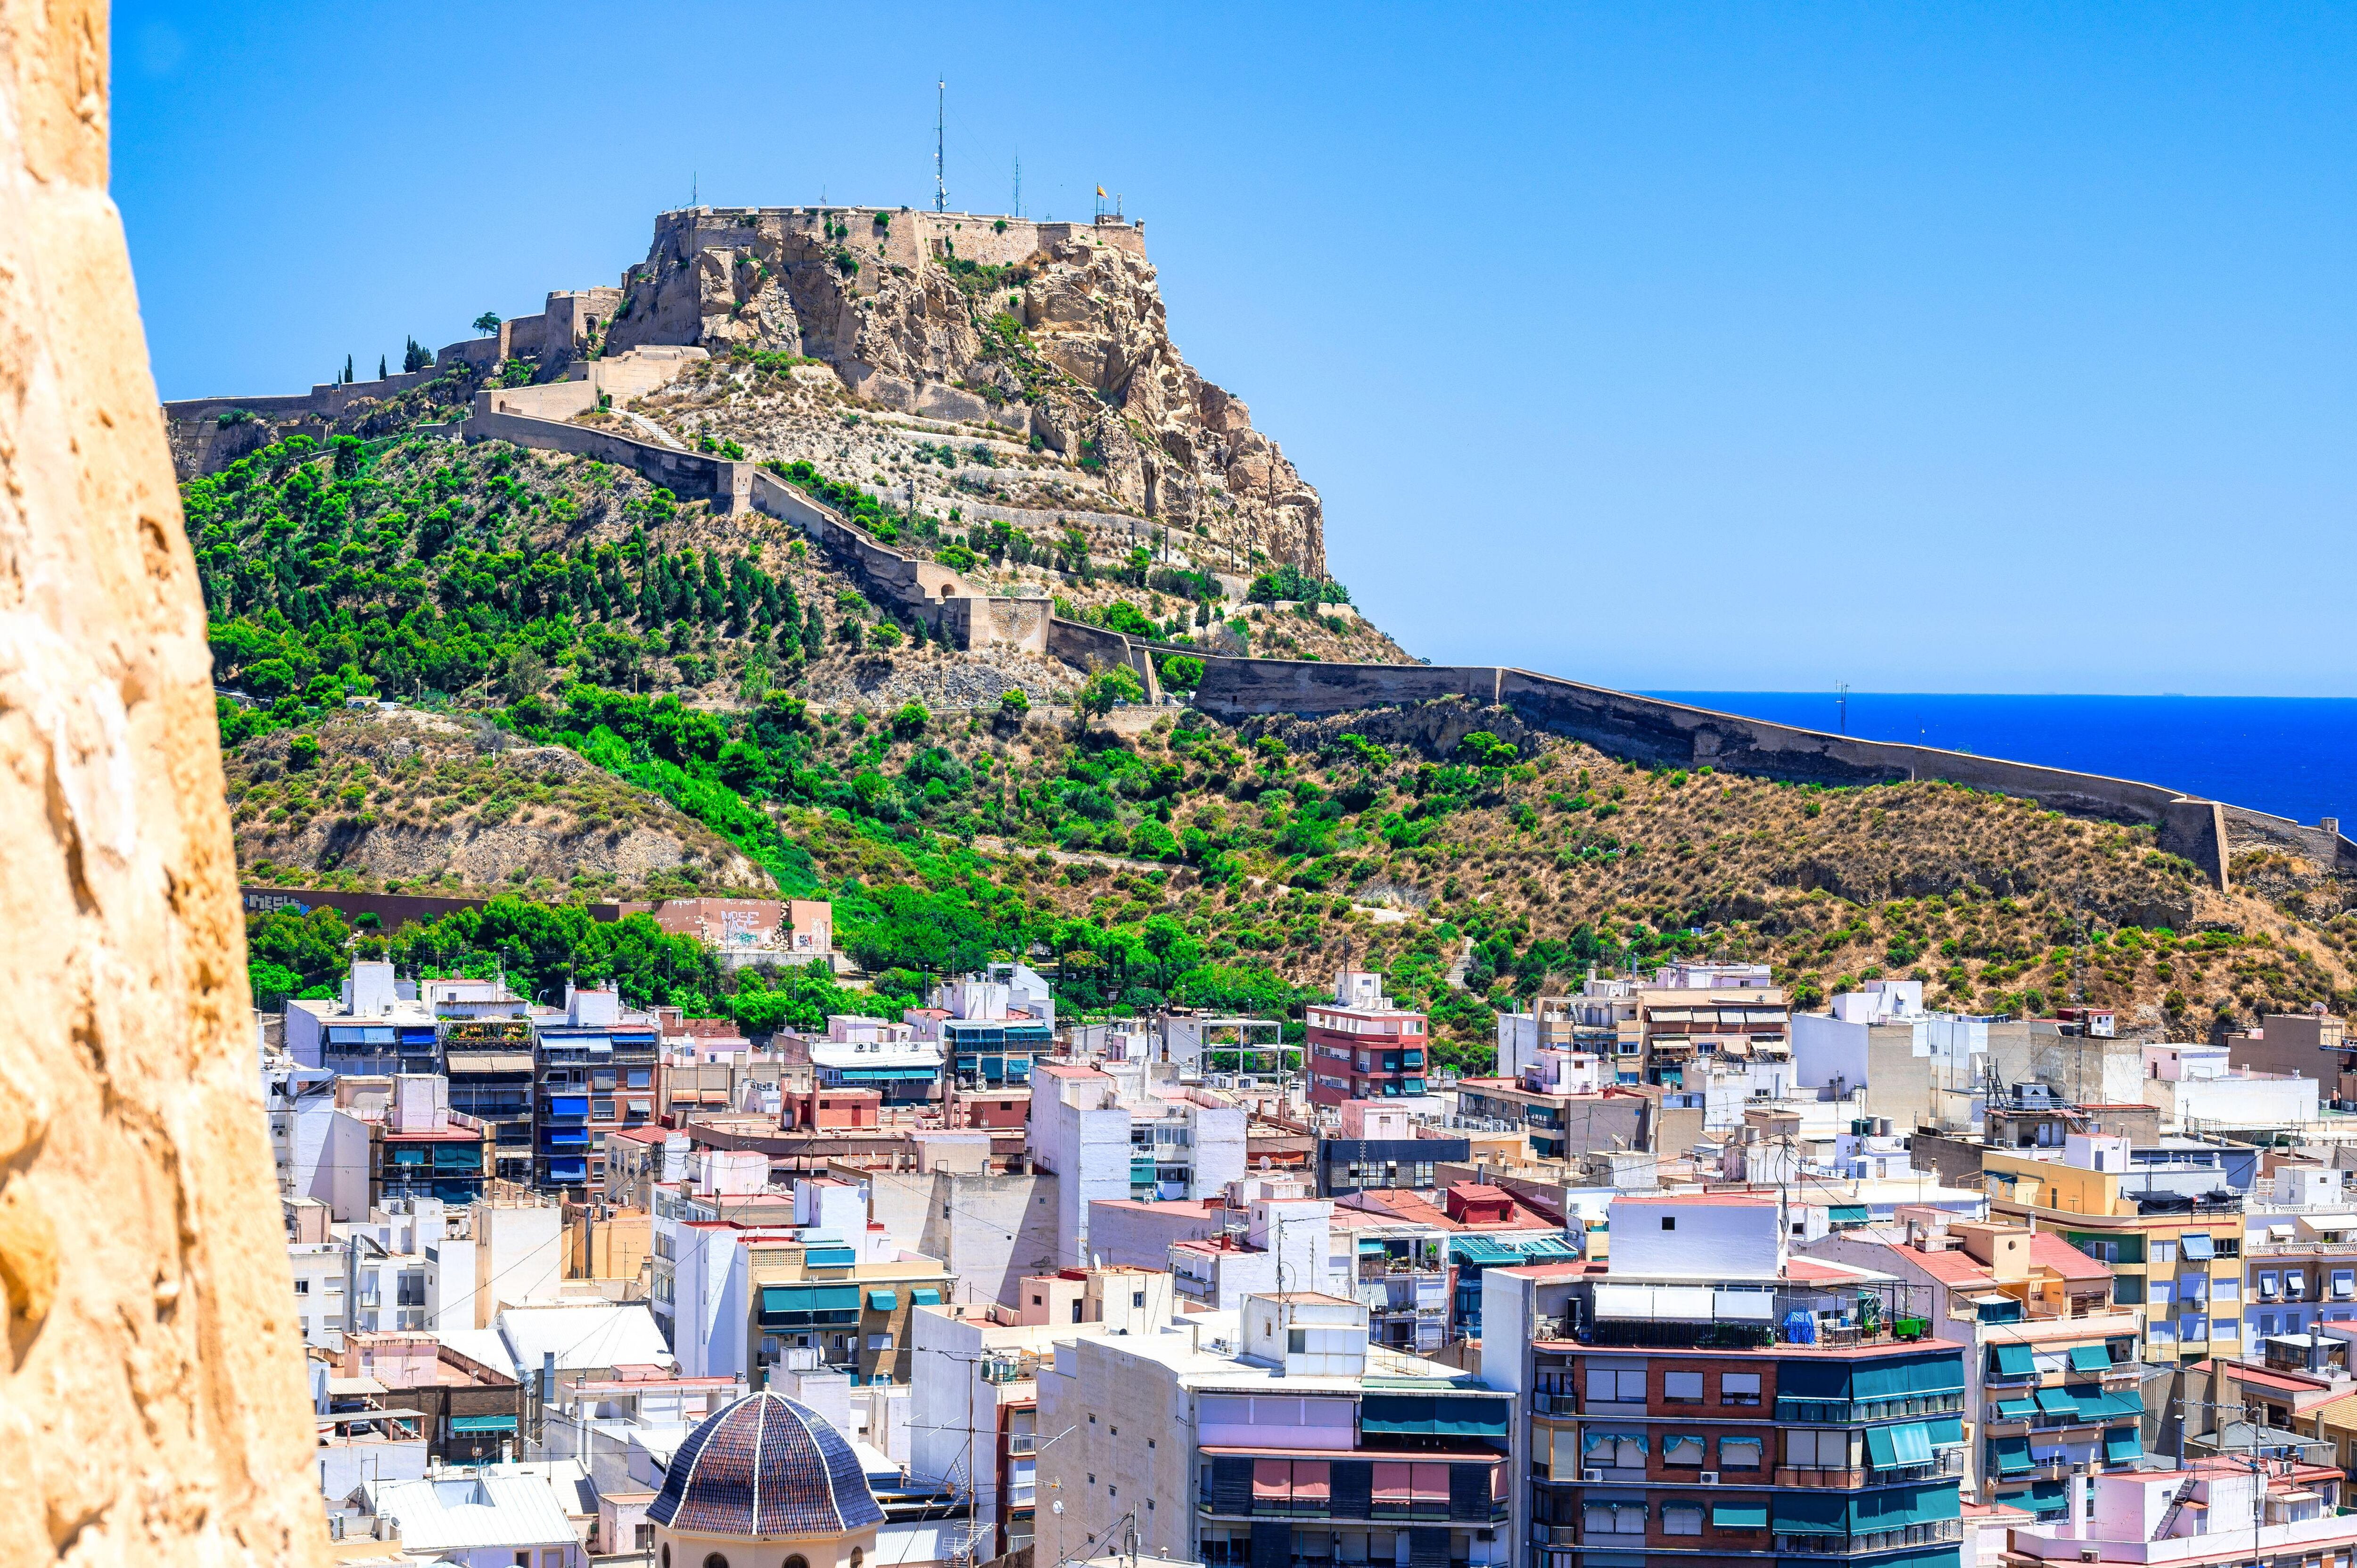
1837, 681, 1849, 735
935, 78, 948, 213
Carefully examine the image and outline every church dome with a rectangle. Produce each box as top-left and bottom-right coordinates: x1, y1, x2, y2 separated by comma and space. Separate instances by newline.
649, 1392, 886, 1538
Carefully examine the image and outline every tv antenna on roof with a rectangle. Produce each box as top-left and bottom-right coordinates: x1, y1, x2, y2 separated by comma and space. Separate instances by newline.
934, 77, 948, 213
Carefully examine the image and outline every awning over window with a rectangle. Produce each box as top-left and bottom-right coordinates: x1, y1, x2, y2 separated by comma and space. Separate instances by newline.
910, 1287, 942, 1306
1712, 1505, 1767, 1530
1360, 1393, 1510, 1439
758, 1284, 861, 1327
1866, 1422, 1936, 1470
2035, 1387, 2080, 1416
1991, 1343, 2036, 1378
547, 1096, 589, 1118
2105, 1429, 2143, 1462
2069, 1345, 2114, 1373
449, 1414, 518, 1433
2178, 1233, 2216, 1260
1829, 1204, 1871, 1224
1995, 1398, 2040, 1420
1581, 1430, 1648, 1455
1989, 1436, 2034, 1476
800, 1246, 856, 1268
1857, 1352, 1965, 1401
1927, 1416, 1965, 1447
867, 1289, 899, 1312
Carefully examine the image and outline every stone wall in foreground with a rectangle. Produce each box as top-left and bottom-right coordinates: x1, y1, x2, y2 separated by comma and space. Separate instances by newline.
0, 4, 326, 1565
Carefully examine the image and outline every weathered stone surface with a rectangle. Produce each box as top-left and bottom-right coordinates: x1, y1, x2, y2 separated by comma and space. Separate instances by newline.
0, 6, 324, 1568
606, 209, 1326, 570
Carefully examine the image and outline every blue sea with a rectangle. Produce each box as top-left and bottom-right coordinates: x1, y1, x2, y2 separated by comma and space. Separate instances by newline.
1639, 693, 2357, 829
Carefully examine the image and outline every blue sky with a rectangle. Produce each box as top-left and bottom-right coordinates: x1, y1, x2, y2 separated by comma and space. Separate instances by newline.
113, 4, 2357, 695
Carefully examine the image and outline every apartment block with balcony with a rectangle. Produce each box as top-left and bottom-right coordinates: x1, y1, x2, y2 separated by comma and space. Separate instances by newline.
1999, 1462, 2357, 1568
287, 960, 443, 1075
530, 984, 659, 1192
441, 1015, 536, 1187
1802, 1213, 2147, 1517
1452, 1046, 1659, 1164
2245, 1166, 2357, 1340
1484, 1191, 1967, 1568
909, 1273, 1169, 1565
1032, 1291, 1513, 1568
1307, 968, 1430, 1107
1317, 1101, 1471, 1199
1029, 1061, 1247, 1267
1983, 1132, 2252, 1363
670, 1175, 948, 1389
908, 964, 1058, 1092
369, 1073, 494, 1208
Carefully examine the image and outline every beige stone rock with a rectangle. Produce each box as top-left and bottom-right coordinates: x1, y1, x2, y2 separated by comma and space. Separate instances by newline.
0, 6, 325, 1568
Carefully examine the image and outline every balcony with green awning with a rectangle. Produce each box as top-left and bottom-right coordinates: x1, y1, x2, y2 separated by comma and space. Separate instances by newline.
758, 1283, 861, 1328
1359, 1392, 1510, 1439
2104, 1428, 2143, 1462
1994, 1398, 2040, 1420
1712, 1504, 1767, 1530
2035, 1387, 2080, 1417
1988, 1435, 2034, 1476
2068, 1344, 2115, 1373
1990, 1343, 2036, 1379
1865, 1422, 1935, 1470
449, 1414, 518, 1433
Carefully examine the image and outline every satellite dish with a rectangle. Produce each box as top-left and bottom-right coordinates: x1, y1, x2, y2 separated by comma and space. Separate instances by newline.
1052, 1501, 1065, 1516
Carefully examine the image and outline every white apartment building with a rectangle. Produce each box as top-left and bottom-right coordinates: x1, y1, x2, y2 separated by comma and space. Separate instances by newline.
1027, 1062, 1247, 1266
1032, 1291, 1512, 1568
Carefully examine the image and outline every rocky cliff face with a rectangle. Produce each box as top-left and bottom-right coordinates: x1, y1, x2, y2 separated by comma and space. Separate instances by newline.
605, 208, 1325, 570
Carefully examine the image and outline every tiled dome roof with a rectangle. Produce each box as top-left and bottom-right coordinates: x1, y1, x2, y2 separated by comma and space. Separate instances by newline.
648, 1392, 885, 1538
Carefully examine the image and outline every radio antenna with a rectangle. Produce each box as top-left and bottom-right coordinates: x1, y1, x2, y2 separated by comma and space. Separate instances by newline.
934, 78, 948, 213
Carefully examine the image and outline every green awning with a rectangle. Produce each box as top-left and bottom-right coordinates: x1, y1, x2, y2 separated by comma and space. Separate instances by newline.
759, 1283, 861, 1325
1927, 1416, 1965, 1447
1852, 1483, 1961, 1531
910, 1287, 942, 1306
2105, 1428, 2143, 1462
2082, 1388, 2143, 1421
1712, 1505, 1767, 1530
801, 1246, 857, 1268
1829, 1204, 1871, 1224
2069, 1344, 2114, 1373
1450, 1237, 1521, 1265
449, 1414, 518, 1433
1853, 1351, 1966, 1400
1991, 1343, 2036, 1378
1990, 1435, 2034, 1476
1995, 1398, 2040, 1419
1361, 1392, 1510, 1439
868, 1289, 898, 1311
2035, 1387, 2080, 1416
1772, 1492, 1849, 1532
1866, 1422, 1936, 1470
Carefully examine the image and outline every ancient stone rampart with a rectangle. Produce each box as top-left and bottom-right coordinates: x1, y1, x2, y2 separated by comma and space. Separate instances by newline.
1172, 652, 2290, 889
465, 391, 753, 511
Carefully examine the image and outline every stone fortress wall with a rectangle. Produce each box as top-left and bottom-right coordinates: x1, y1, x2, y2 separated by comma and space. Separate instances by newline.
149, 217, 2350, 899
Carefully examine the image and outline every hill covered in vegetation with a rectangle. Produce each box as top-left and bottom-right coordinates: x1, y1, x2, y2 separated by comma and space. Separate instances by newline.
198, 428, 2357, 1057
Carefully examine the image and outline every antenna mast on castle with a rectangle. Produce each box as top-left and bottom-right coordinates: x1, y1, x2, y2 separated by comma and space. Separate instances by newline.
934, 78, 947, 213
1012, 150, 1022, 218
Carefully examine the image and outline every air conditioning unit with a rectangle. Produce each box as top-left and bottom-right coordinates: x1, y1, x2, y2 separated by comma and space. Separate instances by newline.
1582, 1468, 1606, 1483
2080, 1552, 2100, 1563
1698, 1471, 1720, 1485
